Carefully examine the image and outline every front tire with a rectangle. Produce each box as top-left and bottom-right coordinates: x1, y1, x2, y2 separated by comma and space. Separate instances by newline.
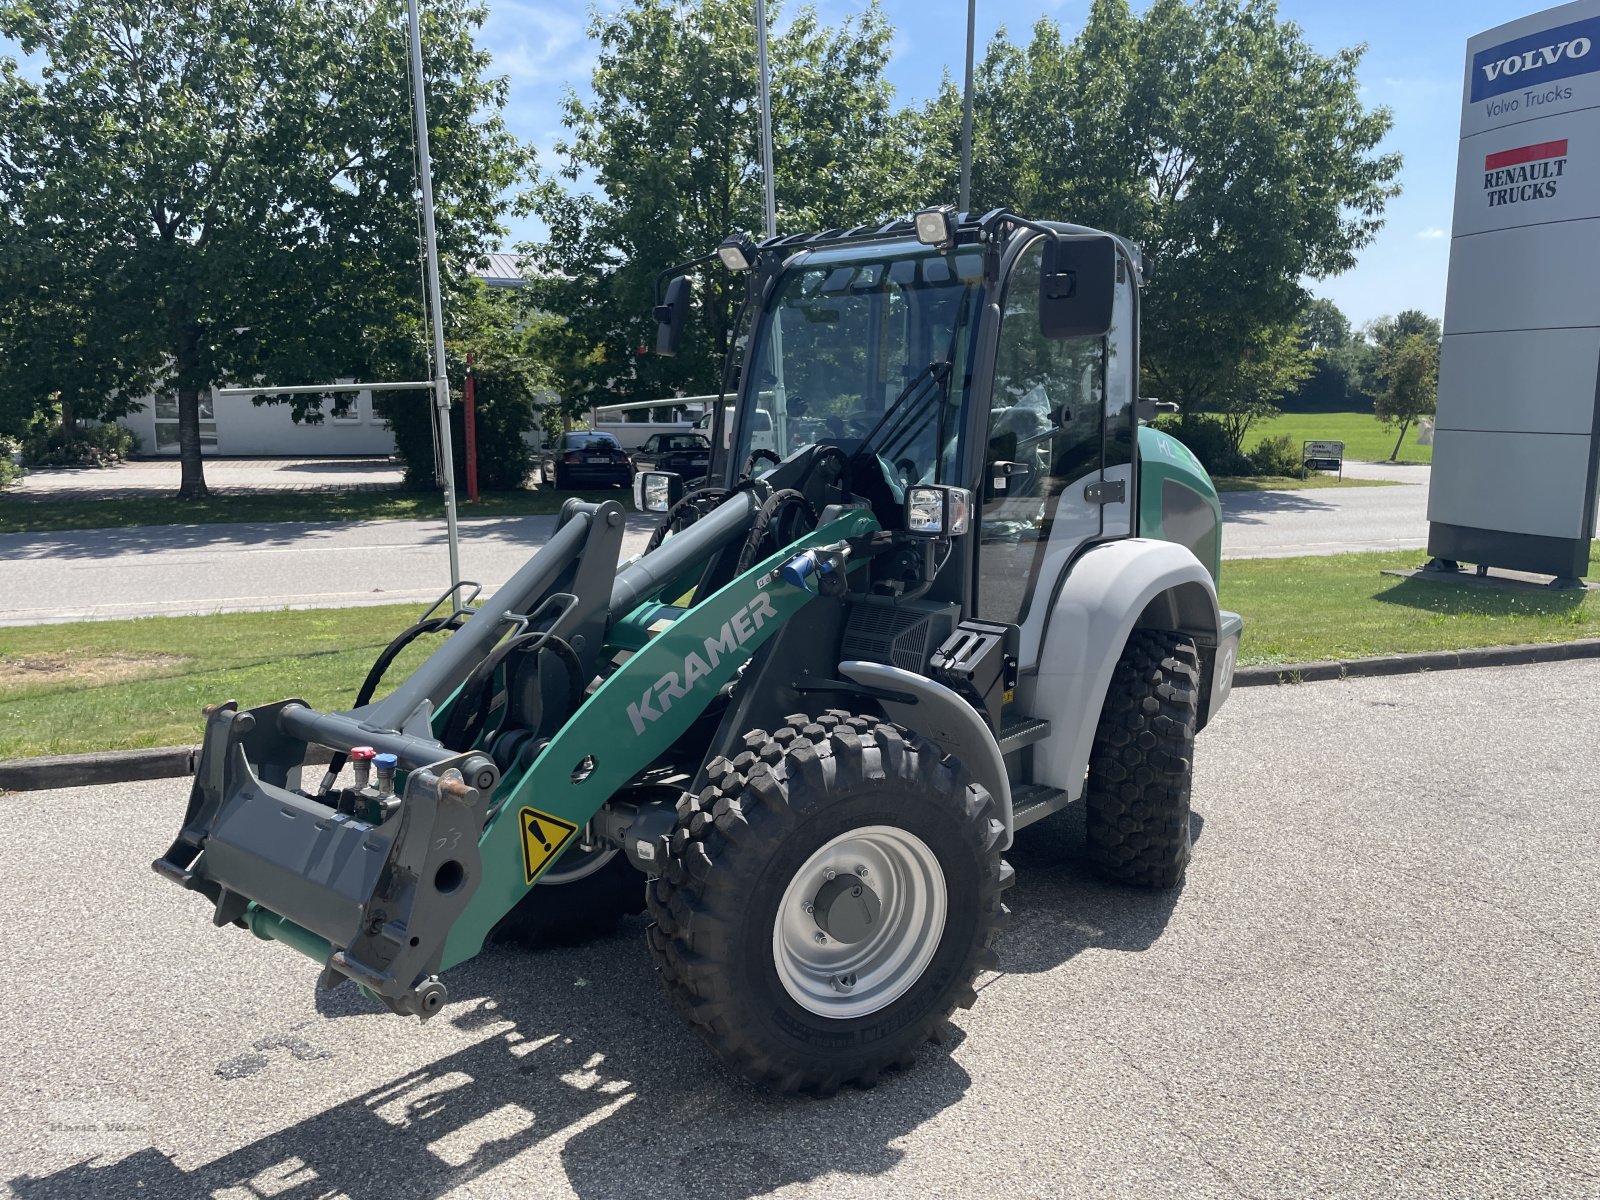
648, 710, 1012, 1095
1084, 630, 1200, 889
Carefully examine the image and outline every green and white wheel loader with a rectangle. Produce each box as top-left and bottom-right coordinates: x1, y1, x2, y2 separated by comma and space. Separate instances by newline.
156, 207, 1242, 1095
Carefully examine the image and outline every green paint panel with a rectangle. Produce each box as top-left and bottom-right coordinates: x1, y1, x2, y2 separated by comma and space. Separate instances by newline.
441, 508, 880, 967
1137, 425, 1223, 581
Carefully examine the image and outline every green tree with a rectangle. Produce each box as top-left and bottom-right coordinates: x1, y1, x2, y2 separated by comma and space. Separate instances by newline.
524, 0, 921, 415
380, 281, 552, 489
1302, 297, 1352, 352
916, 0, 1398, 423
0, 0, 527, 498
1211, 322, 1314, 456
1365, 308, 1442, 350
1373, 332, 1438, 460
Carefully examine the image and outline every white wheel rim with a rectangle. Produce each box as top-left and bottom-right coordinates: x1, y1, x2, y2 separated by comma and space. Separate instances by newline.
772, 825, 948, 1019
538, 843, 616, 885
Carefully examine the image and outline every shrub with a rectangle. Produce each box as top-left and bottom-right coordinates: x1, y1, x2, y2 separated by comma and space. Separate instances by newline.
379, 369, 540, 492
1248, 433, 1305, 478
21, 419, 139, 468
0, 435, 23, 489
1154, 415, 1253, 477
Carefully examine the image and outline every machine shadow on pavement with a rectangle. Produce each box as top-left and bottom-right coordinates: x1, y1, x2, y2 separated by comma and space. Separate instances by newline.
8, 804, 1191, 1200
8, 917, 973, 1200
996, 800, 1199, 975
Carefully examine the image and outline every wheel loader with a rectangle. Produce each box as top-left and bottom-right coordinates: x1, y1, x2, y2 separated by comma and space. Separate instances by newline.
156, 206, 1242, 1095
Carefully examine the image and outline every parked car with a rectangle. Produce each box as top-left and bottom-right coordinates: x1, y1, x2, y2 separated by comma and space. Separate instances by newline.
545, 431, 634, 490
632, 432, 712, 481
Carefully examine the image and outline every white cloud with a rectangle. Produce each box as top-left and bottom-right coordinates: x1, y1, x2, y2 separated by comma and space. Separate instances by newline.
1416, 228, 1447, 240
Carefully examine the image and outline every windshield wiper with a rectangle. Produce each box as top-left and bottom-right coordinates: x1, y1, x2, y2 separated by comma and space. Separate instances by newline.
855, 360, 952, 457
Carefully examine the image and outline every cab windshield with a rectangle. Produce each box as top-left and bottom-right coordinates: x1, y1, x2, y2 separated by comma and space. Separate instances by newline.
734, 243, 986, 487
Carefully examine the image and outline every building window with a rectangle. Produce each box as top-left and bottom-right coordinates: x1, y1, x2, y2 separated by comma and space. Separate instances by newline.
153, 395, 218, 453
330, 392, 362, 423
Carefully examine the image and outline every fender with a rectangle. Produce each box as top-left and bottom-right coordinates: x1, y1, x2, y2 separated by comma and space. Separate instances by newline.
1021, 538, 1220, 800
838, 660, 1015, 847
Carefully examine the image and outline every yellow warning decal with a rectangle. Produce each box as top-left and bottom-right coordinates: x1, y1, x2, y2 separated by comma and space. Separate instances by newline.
519, 807, 580, 884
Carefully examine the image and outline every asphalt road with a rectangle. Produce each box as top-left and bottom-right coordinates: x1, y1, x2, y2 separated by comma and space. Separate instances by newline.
3, 661, 1595, 1198
1218, 467, 1430, 559
0, 513, 662, 626
0, 473, 1433, 626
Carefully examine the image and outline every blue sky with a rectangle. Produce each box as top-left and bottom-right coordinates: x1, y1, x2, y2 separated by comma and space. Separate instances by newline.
480, 0, 1555, 328
1, 1, 1556, 327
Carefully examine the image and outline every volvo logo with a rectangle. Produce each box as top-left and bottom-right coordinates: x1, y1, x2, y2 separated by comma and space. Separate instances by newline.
1471, 16, 1600, 102
1481, 38, 1592, 85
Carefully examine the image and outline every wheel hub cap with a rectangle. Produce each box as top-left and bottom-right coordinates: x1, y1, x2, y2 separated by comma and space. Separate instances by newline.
772, 825, 948, 1019
812, 875, 882, 944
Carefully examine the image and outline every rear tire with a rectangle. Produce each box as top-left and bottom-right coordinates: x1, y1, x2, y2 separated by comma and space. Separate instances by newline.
647, 710, 1012, 1095
1084, 630, 1200, 889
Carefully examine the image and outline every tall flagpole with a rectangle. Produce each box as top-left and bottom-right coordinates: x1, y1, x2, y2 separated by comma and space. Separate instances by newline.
755, 0, 777, 239
959, 0, 975, 213
406, 0, 462, 592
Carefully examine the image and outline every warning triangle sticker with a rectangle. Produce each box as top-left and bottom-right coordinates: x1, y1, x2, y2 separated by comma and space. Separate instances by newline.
519, 807, 580, 884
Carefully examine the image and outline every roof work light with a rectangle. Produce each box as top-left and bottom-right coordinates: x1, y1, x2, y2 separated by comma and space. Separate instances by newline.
914, 205, 958, 248
717, 234, 759, 272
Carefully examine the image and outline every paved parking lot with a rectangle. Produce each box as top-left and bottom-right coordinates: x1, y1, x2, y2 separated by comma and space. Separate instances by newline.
7, 457, 406, 501
2, 661, 1595, 1198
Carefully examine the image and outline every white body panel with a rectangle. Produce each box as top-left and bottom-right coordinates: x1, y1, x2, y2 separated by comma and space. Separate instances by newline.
1020, 539, 1220, 800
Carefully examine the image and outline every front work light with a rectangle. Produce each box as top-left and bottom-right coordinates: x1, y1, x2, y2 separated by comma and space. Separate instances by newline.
913, 205, 958, 248
906, 485, 973, 537
717, 234, 759, 272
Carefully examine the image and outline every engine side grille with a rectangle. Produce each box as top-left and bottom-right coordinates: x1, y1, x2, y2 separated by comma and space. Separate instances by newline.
841, 602, 961, 674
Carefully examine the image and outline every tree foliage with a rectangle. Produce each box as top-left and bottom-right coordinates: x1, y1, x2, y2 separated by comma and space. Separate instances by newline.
0, 0, 528, 497
915, 0, 1399, 420
380, 281, 552, 489
1373, 332, 1438, 460
523, 0, 925, 414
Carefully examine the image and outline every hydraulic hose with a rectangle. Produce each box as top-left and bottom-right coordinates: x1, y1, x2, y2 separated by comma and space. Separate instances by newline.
645, 487, 731, 553
318, 612, 468, 793
735, 489, 819, 574
441, 628, 585, 754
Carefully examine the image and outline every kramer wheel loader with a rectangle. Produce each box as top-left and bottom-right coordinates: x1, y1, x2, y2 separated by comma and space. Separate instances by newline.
156, 207, 1242, 1094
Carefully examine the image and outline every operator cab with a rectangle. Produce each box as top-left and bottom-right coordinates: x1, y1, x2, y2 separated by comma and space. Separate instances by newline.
710, 210, 1142, 664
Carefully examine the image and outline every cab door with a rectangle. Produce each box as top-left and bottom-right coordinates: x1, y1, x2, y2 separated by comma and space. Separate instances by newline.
974, 236, 1125, 668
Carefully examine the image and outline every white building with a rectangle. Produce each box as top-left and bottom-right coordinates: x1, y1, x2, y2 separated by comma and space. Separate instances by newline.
116, 254, 528, 457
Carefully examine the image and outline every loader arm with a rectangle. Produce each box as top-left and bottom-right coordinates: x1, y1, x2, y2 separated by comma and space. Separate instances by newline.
154, 499, 879, 1018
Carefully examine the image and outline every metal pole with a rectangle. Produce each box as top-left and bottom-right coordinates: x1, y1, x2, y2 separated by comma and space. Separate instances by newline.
464, 354, 479, 503
406, 0, 462, 592
755, 0, 777, 239
214, 381, 434, 398
959, 0, 975, 213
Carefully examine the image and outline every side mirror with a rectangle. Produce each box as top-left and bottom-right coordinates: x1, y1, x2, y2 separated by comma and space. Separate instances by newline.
653, 275, 691, 357
1039, 234, 1117, 339
633, 470, 685, 513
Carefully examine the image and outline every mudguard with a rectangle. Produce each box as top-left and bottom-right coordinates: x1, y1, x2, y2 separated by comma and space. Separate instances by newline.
837, 660, 1014, 846
1019, 538, 1226, 800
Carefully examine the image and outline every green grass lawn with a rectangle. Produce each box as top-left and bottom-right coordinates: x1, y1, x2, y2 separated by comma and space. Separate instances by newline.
1212, 475, 1396, 493
0, 604, 439, 759
1243, 411, 1433, 465
3, 544, 1598, 760
1218, 546, 1600, 667
0, 486, 630, 535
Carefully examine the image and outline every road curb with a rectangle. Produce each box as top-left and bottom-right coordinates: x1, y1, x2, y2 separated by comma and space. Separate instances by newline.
1232, 638, 1600, 688
5, 642, 1599, 791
